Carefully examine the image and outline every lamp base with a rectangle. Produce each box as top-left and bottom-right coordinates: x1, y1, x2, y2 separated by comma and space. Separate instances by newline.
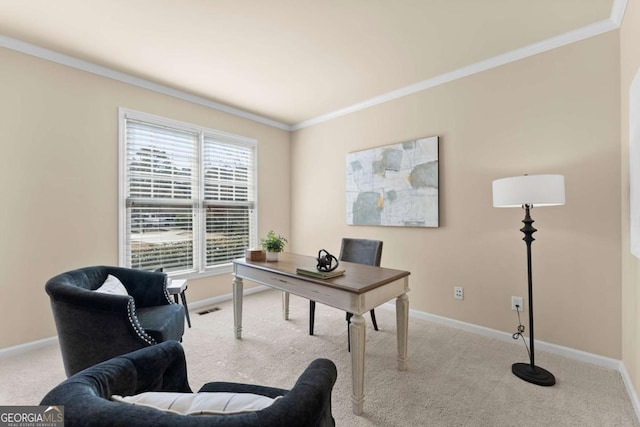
512, 363, 555, 386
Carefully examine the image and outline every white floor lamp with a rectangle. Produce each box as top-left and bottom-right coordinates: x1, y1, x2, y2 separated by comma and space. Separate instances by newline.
492, 174, 565, 386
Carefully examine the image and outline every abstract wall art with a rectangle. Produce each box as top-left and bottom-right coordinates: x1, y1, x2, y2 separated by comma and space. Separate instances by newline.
346, 136, 439, 227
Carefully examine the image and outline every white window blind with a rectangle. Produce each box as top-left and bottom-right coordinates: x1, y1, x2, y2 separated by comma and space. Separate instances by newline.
203, 138, 255, 265
120, 109, 257, 275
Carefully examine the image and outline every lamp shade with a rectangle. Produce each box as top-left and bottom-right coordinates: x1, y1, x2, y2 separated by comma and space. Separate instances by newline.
492, 174, 565, 208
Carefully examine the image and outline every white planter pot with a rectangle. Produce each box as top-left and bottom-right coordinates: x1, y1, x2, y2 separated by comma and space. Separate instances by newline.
266, 251, 280, 262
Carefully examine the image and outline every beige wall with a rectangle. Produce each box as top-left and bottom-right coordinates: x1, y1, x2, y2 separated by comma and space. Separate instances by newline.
0, 12, 627, 367
0, 47, 291, 349
621, 0, 640, 400
291, 32, 621, 358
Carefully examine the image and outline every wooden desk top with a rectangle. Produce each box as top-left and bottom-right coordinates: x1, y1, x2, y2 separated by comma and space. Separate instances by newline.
233, 252, 410, 294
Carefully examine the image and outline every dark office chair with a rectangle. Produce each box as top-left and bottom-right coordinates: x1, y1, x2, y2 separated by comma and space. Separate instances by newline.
309, 238, 383, 351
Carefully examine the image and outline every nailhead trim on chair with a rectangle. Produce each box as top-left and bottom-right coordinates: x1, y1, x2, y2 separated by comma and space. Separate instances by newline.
127, 298, 156, 346
162, 275, 173, 305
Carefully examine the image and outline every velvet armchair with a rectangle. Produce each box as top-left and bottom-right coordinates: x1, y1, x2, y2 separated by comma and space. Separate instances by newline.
40, 340, 337, 427
45, 265, 185, 376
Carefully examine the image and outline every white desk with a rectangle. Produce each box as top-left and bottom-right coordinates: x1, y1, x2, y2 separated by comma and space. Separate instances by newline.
232, 252, 410, 415
166, 279, 191, 328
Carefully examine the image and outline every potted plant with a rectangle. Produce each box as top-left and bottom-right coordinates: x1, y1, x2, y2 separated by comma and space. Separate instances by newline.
261, 230, 287, 261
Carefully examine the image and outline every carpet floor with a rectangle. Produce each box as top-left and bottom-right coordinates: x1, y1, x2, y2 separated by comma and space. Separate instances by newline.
0, 288, 637, 426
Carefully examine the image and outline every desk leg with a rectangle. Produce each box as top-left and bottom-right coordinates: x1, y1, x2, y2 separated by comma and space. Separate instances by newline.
282, 292, 290, 320
180, 290, 192, 328
396, 292, 409, 371
350, 313, 366, 415
233, 276, 243, 339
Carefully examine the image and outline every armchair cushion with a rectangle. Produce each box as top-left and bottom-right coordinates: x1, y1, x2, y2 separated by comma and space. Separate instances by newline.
95, 275, 128, 296
112, 391, 279, 415
137, 304, 185, 343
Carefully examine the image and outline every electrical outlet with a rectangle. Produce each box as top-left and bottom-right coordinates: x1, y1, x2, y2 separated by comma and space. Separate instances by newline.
454, 286, 464, 300
511, 296, 524, 311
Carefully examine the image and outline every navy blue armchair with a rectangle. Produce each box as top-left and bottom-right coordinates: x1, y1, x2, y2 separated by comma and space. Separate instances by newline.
40, 341, 337, 427
45, 266, 185, 376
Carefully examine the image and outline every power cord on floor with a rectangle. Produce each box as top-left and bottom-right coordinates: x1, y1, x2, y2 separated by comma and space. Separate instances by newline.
512, 304, 531, 360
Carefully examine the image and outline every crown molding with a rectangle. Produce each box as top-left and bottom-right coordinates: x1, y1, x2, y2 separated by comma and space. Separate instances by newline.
291, 15, 620, 131
0, 34, 291, 131
0, 0, 628, 134
611, 0, 629, 27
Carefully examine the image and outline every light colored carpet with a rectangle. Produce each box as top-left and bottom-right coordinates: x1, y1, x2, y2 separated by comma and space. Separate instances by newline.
0, 289, 637, 426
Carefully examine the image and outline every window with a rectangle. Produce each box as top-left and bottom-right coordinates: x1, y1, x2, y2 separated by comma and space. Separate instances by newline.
119, 108, 257, 276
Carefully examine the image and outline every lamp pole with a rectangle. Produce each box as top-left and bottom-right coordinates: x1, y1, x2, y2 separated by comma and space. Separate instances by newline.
493, 174, 564, 387
511, 204, 555, 386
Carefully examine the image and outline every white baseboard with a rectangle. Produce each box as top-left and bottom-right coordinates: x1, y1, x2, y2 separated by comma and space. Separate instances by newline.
0, 286, 271, 360
3, 287, 639, 423
186, 285, 270, 312
379, 301, 620, 370
2, 290, 619, 371
379, 301, 640, 422
620, 362, 640, 422
0, 336, 58, 359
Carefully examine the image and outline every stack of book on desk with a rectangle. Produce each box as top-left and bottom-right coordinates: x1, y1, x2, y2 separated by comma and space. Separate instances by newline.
296, 268, 345, 279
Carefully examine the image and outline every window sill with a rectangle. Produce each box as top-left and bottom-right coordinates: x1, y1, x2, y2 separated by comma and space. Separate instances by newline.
168, 264, 234, 280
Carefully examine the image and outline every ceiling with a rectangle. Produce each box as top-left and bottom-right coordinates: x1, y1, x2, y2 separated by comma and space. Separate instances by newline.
0, 1, 619, 128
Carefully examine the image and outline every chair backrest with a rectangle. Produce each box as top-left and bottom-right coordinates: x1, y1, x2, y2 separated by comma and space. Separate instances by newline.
338, 238, 383, 267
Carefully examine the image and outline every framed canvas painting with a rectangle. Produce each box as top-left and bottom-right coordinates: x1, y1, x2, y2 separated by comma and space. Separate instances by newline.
346, 136, 439, 227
